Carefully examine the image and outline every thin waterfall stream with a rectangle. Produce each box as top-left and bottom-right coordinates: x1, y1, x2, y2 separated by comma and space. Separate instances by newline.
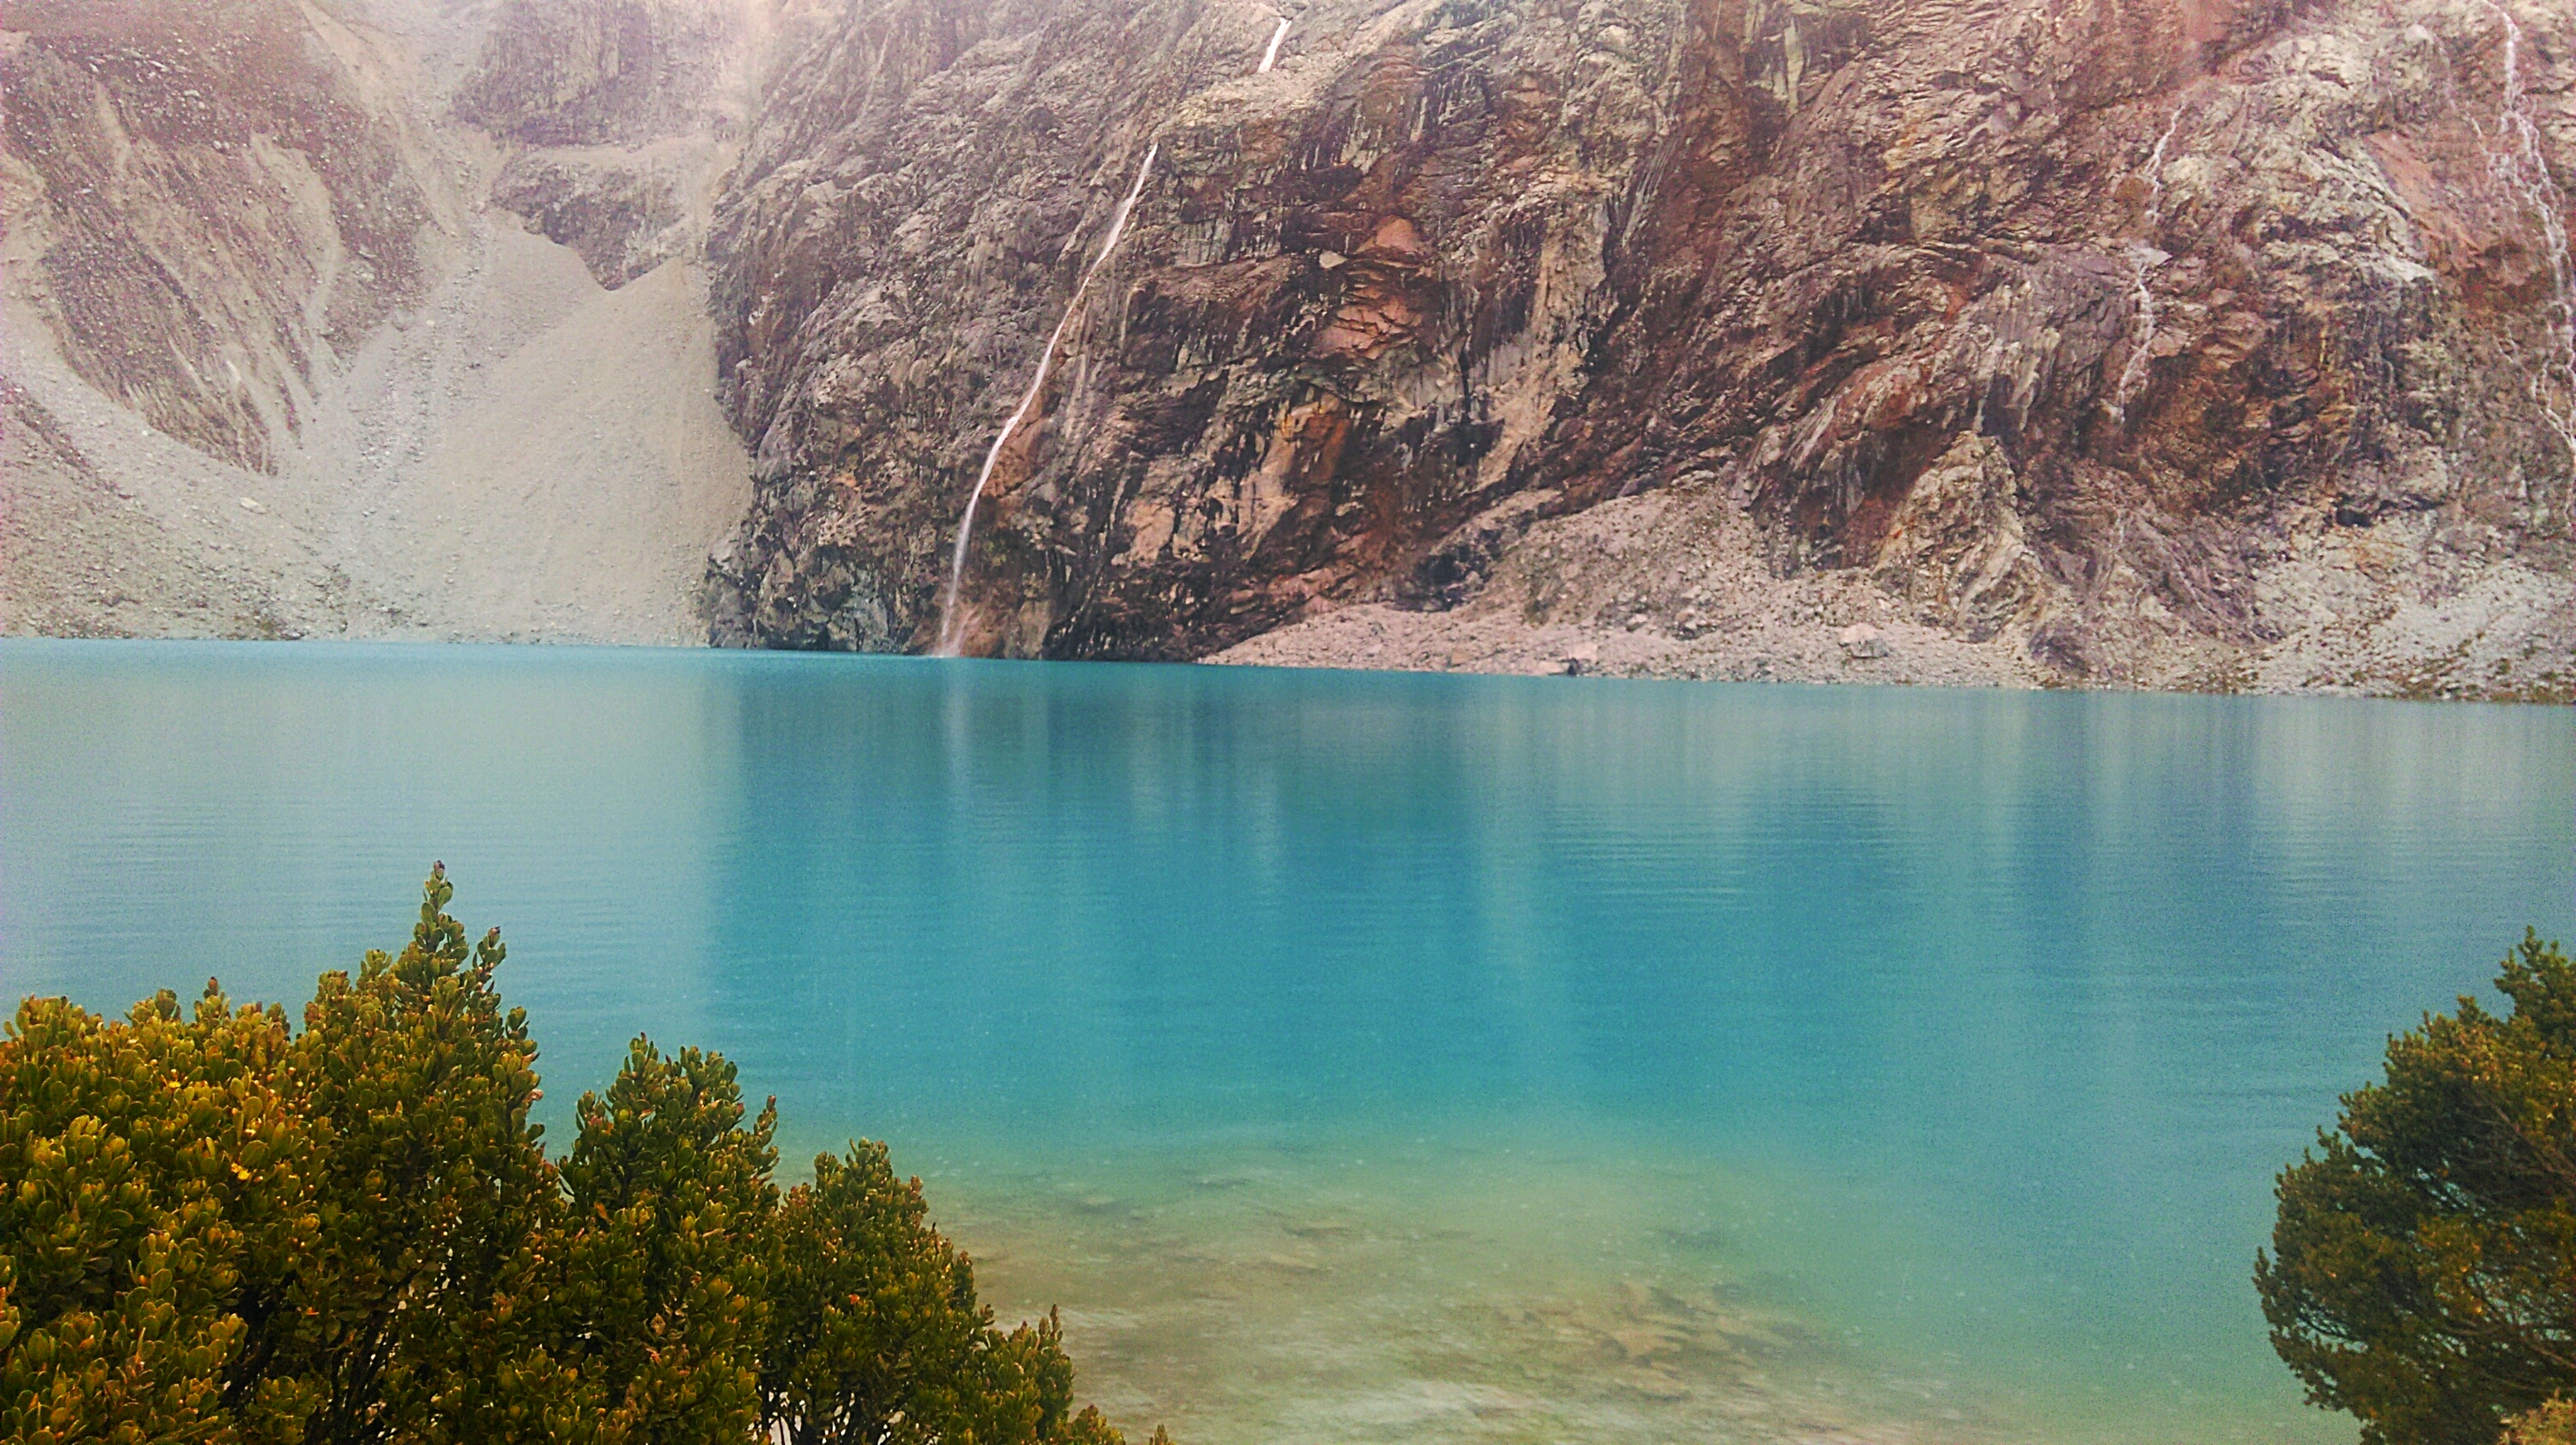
933, 16, 1294, 656
933, 144, 1158, 657
2483, 1, 2576, 474
2115, 108, 2185, 425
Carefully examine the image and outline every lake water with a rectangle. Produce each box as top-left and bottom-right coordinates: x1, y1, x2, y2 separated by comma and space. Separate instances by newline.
3, 641, 2569, 1444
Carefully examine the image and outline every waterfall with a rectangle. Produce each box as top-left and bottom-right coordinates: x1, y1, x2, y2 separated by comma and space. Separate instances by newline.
2484, 1, 2576, 469
933, 13, 1299, 656
932, 142, 1158, 656
2114, 109, 2185, 425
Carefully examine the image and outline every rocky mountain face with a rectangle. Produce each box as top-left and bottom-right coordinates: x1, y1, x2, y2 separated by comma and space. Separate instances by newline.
460, 0, 763, 286
5, 0, 2568, 695
701, 0, 2576, 695
457, 0, 751, 145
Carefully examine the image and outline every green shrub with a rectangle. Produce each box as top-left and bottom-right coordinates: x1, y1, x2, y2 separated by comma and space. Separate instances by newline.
0, 982, 305, 1445
0, 867, 1156, 1445
2257, 930, 2576, 1445
552, 1039, 779, 1445
2508, 1400, 2576, 1445
759, 1140, 1131, 1445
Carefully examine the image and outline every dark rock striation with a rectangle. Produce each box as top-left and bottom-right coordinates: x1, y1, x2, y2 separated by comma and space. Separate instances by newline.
701, 0, 2575, 690
489, 148, 691, 288
454, 0, 754, 148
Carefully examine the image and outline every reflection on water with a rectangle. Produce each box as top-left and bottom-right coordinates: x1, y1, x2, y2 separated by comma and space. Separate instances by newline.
4, 642, 2570, 1444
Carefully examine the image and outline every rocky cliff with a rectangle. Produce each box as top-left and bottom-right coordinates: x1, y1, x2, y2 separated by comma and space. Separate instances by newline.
461, 0, 763, 286
701, 0, 2576, 696
5, 0, 2569, 695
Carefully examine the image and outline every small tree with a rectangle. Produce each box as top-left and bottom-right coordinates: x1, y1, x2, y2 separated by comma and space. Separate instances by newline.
275, 864, 561, 1445
554, 1038, 779, 1445
0, 866, 1163, 1445
0, 983, 311, 1445
759, 1142, 1129, 1445
2257, 930, 2576, 1445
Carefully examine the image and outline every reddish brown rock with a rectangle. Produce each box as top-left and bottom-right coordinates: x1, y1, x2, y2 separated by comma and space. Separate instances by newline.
701, 0, 2574, 694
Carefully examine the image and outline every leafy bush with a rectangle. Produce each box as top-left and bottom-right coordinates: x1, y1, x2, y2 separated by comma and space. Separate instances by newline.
2509, 1401, 2576, 1445
761, 1142, 1125, 1445
2257, 930, 2576, 1445
0, 866, 1158, 1445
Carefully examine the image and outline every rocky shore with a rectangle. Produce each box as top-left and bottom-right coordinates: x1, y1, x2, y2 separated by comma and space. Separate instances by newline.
1215, 476, 2576, 698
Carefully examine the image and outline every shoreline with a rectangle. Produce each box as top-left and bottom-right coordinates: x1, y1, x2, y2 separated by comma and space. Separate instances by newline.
1209, 482, 2576, 704
2, 630, 2568, 705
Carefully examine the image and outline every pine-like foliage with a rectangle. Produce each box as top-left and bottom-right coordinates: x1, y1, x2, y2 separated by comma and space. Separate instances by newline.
760, 1141, 1131, 1445
0, 983, 307, 1445
2258, 931, 2576, 1445
0, 867, 1157, 1445
281, 867, 559, 1445
2510, 1400, 2576, 1445
555, 1040, 778, 1445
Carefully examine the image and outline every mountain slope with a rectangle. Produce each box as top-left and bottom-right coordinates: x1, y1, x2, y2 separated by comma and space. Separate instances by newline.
701, 0, 2575, 695
0, 0, 754, 643
4, 0, 2568, 696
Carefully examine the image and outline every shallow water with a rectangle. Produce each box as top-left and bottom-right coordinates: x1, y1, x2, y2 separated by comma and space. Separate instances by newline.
4, 641, 2569, 1444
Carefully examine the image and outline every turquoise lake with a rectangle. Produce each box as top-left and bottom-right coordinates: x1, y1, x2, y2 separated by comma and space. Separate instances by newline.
3, 640, 2570, 1443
